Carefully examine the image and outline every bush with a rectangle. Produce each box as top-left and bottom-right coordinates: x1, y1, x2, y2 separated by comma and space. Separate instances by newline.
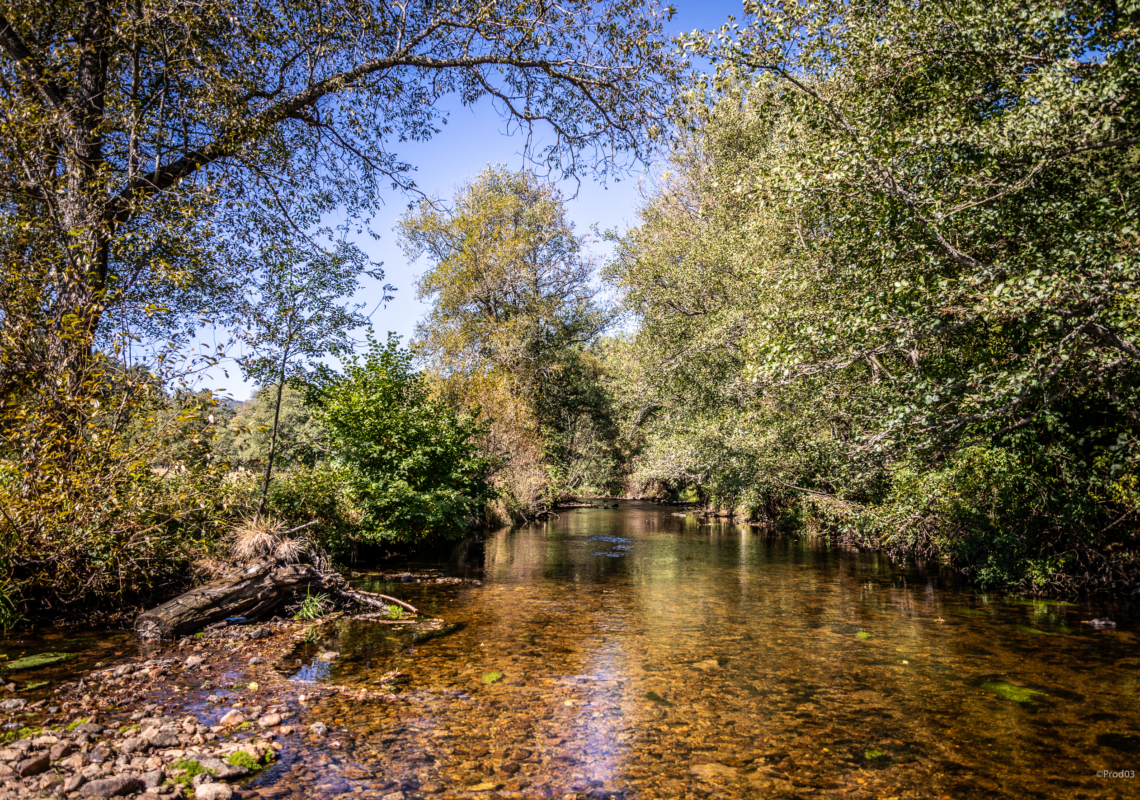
317, 334, 499, 542
0, 365, 227, 622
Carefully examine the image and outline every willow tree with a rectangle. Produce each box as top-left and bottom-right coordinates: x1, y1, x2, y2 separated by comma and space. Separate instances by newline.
399, 167, 619, 509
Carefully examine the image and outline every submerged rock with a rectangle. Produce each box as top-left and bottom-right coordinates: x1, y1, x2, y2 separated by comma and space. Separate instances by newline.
981, 681, 1048, 703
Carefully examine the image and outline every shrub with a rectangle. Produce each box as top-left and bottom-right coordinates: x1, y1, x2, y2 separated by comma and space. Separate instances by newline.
317, 334, 499, 542
220, 463, 362, 558
0, 365, 227, 621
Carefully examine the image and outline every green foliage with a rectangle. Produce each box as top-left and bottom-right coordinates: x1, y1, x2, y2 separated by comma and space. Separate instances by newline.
981, 682, 1049, 703
317, 334, 498, 542
400, 167, 623, 511
1, 652, 73, 672
223, 462, 362, 558
1, 727, 39, 744
608, 0, 1140, 593
294, 589, 331, 621
65, 718, 90, 732
0, 350, 230, 615
171, 759, 215, 789
387, 605, 404, 621
215, 386, 325, 469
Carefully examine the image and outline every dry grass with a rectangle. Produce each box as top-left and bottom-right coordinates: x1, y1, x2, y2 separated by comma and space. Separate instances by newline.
230, 517, 287, 563
226, 516, 317, 566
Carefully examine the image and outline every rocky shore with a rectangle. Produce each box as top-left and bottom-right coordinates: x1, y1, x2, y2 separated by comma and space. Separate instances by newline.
0, 620, 382, 800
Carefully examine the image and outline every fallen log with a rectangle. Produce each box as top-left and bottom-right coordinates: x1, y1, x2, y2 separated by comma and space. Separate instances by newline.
134, 560, 344, 641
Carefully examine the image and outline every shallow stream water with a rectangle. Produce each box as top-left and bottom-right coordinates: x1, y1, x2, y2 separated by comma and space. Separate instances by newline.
274, 502, 1139, 799
3, 502, 1137, 798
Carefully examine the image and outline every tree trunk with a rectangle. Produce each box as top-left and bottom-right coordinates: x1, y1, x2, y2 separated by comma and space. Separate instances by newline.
257, 350, 290, 519
134, 560, 342, 641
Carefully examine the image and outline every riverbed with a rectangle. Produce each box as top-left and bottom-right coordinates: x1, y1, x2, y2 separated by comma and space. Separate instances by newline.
4, 501, 1138, 799
277, 502, 1139, 798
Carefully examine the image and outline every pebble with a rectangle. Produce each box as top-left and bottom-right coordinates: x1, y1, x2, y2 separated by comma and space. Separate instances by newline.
79, 775, 143, 797
309, 722, 328, 737
16, 753, 50, 777
257, 714, 282, 728
195, 783, 234, 800
219, 710, 245, 727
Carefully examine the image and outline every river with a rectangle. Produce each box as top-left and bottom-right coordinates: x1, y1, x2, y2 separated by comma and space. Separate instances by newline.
262, 501, 1139, 799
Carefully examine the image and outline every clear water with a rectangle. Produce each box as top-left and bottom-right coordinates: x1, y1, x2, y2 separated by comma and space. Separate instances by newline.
280, 502, 1140, 799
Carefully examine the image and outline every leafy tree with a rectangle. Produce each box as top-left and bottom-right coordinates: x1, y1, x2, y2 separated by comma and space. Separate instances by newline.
215, 384, 325, 469
317, 334, 497, 542
399, 166, 620, 506
399, 166, 609, 391
0, 0, 681, 399
233, 239, 390, 515
610, 0, 1140, 591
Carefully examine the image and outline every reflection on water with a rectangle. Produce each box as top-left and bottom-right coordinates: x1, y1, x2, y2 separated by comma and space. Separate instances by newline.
0, 629, 141, 705
283, 502, 1138, 798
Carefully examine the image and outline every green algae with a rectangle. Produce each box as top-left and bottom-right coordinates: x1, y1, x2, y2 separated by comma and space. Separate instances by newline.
856, 631, 873, 640
645, 691, 675, 707
1011, 624, 1055, 636
481, 671, 504, 684
982, 681, 1048, 703
2, 652, 75, 671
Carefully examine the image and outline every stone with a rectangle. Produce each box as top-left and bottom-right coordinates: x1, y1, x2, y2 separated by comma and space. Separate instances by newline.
119, 738, 147, 755
0, 699, 27, 711
317, 651, 338, 661
61, 754, 88, 770
308, 722, 328, 737
191, 773, 213, 788
79, 776, 143, 798
218, 710, 245, 727
256, 714, 281, 729
694, 659, 722, 672
194, 784, 233, 800
146, 732, 180, 749
691, 763, 738, 780
16, 753, 50, 777
88, 745, 111, 763
143, 771, 166, 790
64, 774, 86, 793
183, 656, 205, 669
0, 748, 19, 761
196, 758, 246, 780
248, 658, 265, 666
51, 742, 76, 761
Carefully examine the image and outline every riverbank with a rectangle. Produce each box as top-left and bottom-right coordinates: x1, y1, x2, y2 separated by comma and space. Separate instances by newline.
0, 619, 401, 800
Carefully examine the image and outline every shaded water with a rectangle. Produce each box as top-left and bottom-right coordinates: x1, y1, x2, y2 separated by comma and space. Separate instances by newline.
281, 503, 1140, 798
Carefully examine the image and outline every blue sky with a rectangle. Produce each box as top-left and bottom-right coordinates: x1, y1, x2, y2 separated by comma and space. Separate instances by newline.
211, 1, 745, 399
